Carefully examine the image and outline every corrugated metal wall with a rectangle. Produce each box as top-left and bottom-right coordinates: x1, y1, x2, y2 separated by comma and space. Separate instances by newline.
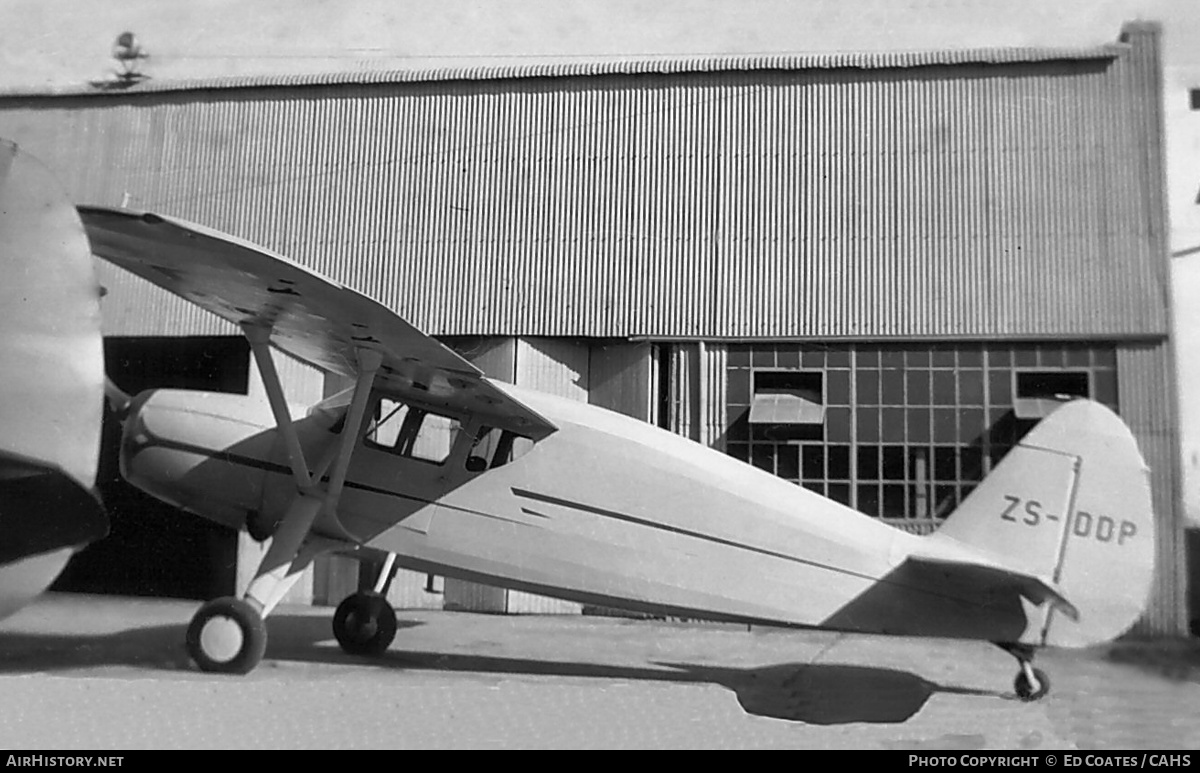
666, 342, 729, 451
699, 344, 728, 452
1118, 342, 1186, 636
668, 346, 696, 441
1111, 24, 1182, 636
0, 26, 1168, 341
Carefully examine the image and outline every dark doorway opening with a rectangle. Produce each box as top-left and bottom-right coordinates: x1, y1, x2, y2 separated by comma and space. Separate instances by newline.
52, 336, 250, 600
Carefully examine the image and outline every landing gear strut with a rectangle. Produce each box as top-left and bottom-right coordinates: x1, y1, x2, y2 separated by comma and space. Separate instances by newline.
180, 330, 383, 676
997, 643, 1050, 702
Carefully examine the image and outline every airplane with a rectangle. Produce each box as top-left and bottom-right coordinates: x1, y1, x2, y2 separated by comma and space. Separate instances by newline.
78, 205, 1157, 701
0, 140, 108, 620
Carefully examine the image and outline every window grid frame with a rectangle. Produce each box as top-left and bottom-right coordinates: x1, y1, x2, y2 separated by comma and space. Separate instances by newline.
724, 343, 1118, 521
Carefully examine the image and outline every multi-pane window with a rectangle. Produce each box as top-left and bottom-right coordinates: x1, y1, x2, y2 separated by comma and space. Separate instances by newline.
725, 343, 1118, 521
364, 397, 462, 465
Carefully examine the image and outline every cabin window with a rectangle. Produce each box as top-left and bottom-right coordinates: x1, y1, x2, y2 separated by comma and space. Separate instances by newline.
1012, 370, 1091, 419
364, 398, 462, 465
465, 426, 534, 471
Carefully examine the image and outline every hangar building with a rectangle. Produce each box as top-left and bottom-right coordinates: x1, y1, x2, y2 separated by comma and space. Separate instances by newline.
0, 22, 1185, 635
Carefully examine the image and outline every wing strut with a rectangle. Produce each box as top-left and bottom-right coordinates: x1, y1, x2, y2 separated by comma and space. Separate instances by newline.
240, 327, 382, 618
322, 348, 381, 517
244, 325, 312, 490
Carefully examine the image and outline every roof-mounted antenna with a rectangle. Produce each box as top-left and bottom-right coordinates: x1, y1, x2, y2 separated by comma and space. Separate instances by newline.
92, 31, 150, 90
113, 32, 149, 82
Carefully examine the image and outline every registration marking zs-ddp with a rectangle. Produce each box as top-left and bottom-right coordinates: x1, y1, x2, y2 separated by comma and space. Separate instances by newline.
1000, 495, 1137, 545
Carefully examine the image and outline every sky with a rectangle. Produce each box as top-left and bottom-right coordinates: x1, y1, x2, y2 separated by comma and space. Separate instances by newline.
1, 0, 1198, 90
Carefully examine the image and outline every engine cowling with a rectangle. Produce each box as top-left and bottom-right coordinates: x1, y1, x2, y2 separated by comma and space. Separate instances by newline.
120, 389, 280, 530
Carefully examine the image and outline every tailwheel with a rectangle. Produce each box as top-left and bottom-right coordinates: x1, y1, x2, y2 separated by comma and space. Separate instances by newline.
997, 642, 1051, 702
186, 597, 267, 674
1014, 666, 1050, 702
333, 591, 397, 656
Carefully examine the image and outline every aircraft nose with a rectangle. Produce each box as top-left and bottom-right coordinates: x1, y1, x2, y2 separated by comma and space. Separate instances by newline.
116, 388, 277, 529
117, 387, 221, 513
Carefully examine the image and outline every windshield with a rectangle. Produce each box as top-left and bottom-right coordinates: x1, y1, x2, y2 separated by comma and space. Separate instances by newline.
305, 387, 353, 430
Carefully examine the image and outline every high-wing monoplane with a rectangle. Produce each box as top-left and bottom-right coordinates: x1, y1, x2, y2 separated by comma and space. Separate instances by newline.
0, 142, 108, 620
79, 207, 1157, 701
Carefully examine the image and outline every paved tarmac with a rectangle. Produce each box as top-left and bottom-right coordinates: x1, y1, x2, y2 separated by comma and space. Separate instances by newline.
0, 593, 1197, 749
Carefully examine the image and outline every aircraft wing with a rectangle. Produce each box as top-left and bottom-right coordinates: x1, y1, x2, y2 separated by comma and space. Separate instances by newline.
905, 550, 1080, 622
77, 207, 556, 439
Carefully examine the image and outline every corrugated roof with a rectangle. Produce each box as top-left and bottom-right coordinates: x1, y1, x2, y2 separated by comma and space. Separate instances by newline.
0, 23, 1166, 342
4, 35, 1163, 341
0, 43, 1128, 98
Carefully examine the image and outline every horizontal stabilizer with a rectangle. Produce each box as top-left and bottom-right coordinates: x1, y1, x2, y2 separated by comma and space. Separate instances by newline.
905, 550, 1079, 622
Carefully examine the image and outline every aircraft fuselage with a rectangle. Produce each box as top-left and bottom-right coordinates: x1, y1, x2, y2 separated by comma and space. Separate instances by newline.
120, 382, 1040, 643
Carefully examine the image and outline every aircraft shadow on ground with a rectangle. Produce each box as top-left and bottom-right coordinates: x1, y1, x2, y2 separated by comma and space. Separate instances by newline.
659, 661, 1001, 724
355, 651, 1001, 725
268, 615, 1004, 725
0, 612, 1002, 724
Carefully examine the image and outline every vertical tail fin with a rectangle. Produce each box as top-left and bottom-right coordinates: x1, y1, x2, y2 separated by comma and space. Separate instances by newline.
933, 400, 1155, 647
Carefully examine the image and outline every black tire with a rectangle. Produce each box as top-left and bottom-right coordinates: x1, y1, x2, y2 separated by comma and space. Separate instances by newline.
185, 596, 268, 674
333, 591, 397, 656
1014, 667, 1050, 701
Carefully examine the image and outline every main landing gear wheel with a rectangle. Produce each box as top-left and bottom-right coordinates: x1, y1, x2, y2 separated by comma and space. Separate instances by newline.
185, 597, 267, 674
1014, 667, 1050, 702
333, 591, 397, 656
